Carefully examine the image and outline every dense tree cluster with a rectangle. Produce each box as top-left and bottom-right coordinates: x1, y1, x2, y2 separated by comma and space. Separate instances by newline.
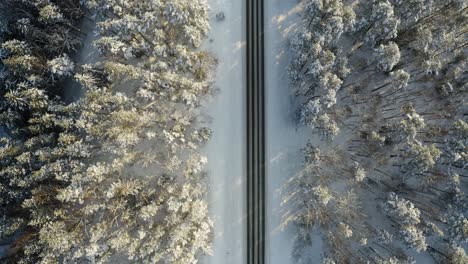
0, 0, 83, 128
0, 0, 215, 263
286, 0, 467, 263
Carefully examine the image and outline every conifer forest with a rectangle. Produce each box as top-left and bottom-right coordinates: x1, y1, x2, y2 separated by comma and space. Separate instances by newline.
0, 0, 466, 264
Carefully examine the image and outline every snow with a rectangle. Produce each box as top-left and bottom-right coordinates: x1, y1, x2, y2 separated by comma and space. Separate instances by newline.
200, 0, 246, 263
63, 16, 100, 102
264, 1, 323, 263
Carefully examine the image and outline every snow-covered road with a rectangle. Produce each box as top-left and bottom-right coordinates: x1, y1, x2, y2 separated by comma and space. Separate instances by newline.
201, 0, 323, 263
201, 1, 246, 263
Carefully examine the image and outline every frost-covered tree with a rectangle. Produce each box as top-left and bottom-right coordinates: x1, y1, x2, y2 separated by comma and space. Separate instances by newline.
383, 194, 428, 251
302, 143, 321, 165
394, 106, 426, 141
409, 27, 433, 54
376, 256, 416, 264
383, 193, 421, 226
447, 246, 468, 264
352, 162, 366, 182
321, 257, 337, 264
390, 0, 433, 26
361, 0, 400, 46
402, 141, 441, 176
38, 3, 64, 23
374, 42, 401, 72
390, 69, 410, 89
304, 0, 356, 44
316, 113, 340, 139
423, 56, 442, 75
447, 213, 468, 244
47, 54, 74, 77
311, 185, 334, 206
400, 225, 427, 252
299, 99, 322, 127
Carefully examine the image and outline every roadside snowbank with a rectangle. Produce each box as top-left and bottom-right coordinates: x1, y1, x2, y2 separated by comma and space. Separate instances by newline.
264, 1, 323, 263
200, 0, 246, 263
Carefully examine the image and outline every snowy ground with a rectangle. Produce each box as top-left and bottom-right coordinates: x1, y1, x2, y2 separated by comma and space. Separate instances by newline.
200, 0, 246, 263
64, 15, 100, 102
264, 1, 323, 263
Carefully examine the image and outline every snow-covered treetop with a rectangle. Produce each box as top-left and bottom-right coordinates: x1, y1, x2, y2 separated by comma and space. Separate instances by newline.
48, 54, 75, 78
390, 69, 410, 89
91, 0, 210, 48
374, 41, 400, 72
384, 193, 421, 225
363, 0, 400, 46
304, 0, 356, 43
